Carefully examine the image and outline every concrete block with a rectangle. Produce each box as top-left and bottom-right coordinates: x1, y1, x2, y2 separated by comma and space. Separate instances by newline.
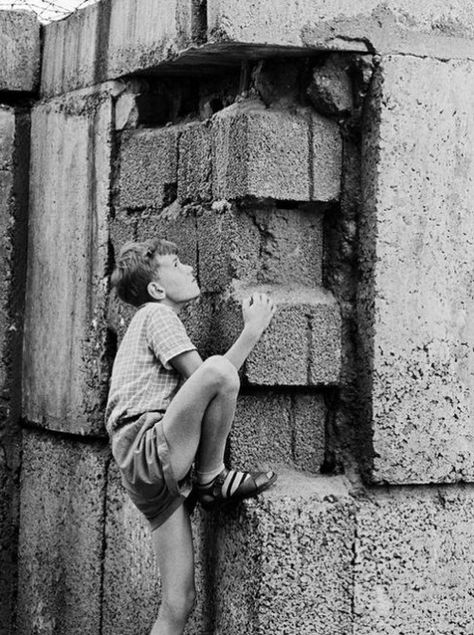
292, 393, 326, 472
228, 392, 326, 473
197, 202, 324, 291
41, 0, 197, 97
17, 429, 108, 635
22, 90, 113, 436
212, 102, 311, 201
212, 102, 341, 202
212, 470, 355, 634
207, 0, 474, 59
359, 55, 474, 483
178, 122, 213, 203
311, 112, 342, 201
354, 486, 474, 634
0, 11, 40, 92
103, 461, 213, 635
212, 284, 341, 386
119, 126, 181, 210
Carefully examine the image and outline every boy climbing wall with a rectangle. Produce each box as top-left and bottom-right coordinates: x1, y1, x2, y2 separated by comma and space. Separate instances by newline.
106, 237, 277, 635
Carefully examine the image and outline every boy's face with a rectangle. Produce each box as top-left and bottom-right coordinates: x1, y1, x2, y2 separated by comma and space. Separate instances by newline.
148, 253, 200, 308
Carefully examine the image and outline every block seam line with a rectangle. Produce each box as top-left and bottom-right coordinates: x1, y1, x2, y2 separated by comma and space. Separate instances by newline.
98, 451, 112, 635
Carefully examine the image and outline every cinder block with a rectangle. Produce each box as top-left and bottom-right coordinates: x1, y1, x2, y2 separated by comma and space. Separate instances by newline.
292, 393, 326, 472
312, 112, 342, 201
212, 102, 311, 201
17, 429, 108, 635
103, 461, 214, 635
197, 202, 324, 292
22, 90, 113, 435
359, 55, 474, 483
119, 126, 182, 210
0, 11, 40, 92
354, 486, 474, 634
178, 121, 213, 203
212, 470, 355, 634
41, 0, 198, 97
212, 284, 341, 386
228, 392, 326, 473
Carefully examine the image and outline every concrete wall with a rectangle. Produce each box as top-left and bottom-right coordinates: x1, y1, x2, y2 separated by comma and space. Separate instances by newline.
0, 12, 38, 634
3, 0, 474, 633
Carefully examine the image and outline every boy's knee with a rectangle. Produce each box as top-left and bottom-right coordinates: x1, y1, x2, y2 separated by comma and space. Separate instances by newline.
204, 355, 240, 392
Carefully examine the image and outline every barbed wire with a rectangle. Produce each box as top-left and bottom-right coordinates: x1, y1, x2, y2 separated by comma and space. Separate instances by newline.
0, 0, 99, 22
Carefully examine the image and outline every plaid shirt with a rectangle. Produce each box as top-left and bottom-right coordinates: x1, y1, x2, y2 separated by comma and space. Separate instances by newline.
105, 302, 196, 435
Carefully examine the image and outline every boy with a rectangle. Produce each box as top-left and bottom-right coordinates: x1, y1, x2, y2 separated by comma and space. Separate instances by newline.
105, 237, 277, 635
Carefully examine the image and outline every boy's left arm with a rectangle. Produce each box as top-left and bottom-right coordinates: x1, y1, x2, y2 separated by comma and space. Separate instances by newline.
170, 349, 203, 379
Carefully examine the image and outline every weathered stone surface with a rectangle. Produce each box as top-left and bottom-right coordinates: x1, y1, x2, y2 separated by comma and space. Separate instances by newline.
307, 54, 354, 117
212, 101, 310, 201
212, 470, 355, 634
229, 392, 326, 473
359, 55, 474, 483
41, 0, 198, 97
197, 202, 324, 292
354, 486, 474, 634
119, 125, 182, 210
212, 284, 341, 386
0, 106, 30, 635
0, 10, 40, 92
208, 0, 474, 59
17, 429, 108, 635
103, 461, 213, 635
178, 122, 213, 203
22, 89, 113, 435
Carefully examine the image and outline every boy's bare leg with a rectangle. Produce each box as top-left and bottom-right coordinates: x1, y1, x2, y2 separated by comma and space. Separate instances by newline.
161, 355, 239, 480
150, 504, 195, 635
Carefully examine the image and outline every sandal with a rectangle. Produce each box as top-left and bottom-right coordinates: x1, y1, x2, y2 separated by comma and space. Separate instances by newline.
197, 467, 277, 511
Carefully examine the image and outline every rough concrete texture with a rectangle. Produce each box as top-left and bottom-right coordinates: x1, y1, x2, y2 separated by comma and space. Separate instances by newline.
17, 429, 108, 635
197, 201, 324, 292
212, 284, 341, 386
0, 11, 40, 92
212, 101, 341, 202
354, 486, 474, 634
22, 90, 113, 435
119, 125, 182, 210
229, 392, 325, 473
212, 470, 355, 634
359, 55, 474, 484
307, 54, 354, 117
41, 0, 199, 97
178, 121, 213, 203
0, 105, 30, 635
103, 461, 214, 635
208, 0, 474, 59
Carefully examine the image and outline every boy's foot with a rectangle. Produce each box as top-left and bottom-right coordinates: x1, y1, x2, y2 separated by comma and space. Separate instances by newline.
197, 467, 277, 510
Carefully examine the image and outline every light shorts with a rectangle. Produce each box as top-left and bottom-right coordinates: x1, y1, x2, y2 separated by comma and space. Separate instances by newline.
111, 411, 192, 531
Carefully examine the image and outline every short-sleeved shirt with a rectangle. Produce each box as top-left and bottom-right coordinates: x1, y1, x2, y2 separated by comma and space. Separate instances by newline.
105, 302, 196, 435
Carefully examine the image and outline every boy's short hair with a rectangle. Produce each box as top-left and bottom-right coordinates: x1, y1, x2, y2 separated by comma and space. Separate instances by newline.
111, 238, 178, 307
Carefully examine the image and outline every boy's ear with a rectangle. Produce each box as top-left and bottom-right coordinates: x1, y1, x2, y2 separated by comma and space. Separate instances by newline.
147, 280, 166, 301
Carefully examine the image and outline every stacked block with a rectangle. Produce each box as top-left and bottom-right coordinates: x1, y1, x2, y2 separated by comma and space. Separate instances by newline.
359, 55, 474, 484
0, 11, 40, 92
212, 102, 341, 202
211, 471, 355, 634
22, 89, 113, 436
17, 430, 108, 635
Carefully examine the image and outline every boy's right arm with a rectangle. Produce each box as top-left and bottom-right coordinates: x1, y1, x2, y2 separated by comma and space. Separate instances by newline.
224, 293, 275, 370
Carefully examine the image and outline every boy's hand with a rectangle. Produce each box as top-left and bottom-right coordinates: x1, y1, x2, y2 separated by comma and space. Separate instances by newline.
242, 293, 276, 336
